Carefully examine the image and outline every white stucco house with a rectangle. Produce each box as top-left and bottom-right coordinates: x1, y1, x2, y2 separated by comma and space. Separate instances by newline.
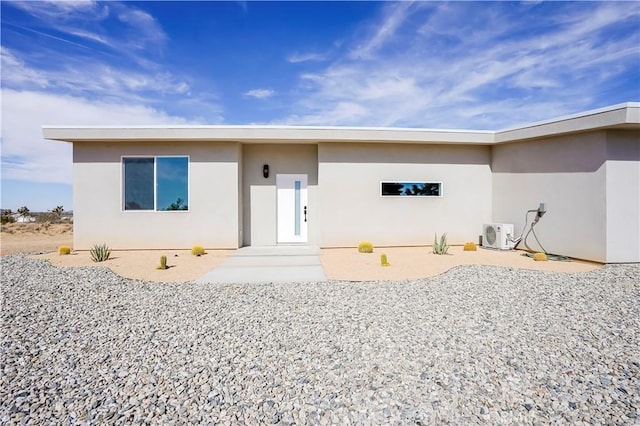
43, 103, 639, 263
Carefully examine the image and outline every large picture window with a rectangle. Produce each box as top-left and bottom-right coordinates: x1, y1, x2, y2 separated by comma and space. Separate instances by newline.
123, 156, 189, 211
381, 181, 442, 197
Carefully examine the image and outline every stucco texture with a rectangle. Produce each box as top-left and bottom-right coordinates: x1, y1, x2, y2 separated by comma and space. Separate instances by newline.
72, 141, 241, 250
317, 143, 492, 247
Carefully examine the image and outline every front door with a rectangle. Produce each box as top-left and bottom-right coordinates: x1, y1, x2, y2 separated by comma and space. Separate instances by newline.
276, 174, 308, 244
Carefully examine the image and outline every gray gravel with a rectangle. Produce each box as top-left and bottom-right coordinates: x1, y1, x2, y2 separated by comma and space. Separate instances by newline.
1, 254, 639, 424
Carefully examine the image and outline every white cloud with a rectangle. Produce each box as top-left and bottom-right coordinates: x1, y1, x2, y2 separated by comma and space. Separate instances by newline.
2, 0, 211, 115
6, 0, 112, 49
1, 47, 49, 88
279, 101, 369, 126
279, 2, 640, 129
67, 28, 111, 46
115, 4, 167, 48
244, 88, 275, 99
287, 52, 327, 63
0, 89, 196, 185
6, 1, 167, 54
6, 0, 102, 20
2, 46, 194, 107
349, 1, 417, 60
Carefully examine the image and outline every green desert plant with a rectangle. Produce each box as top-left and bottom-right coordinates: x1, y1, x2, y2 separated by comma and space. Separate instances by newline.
463, 242, 477, 251
1, 209, 15, 224
58, 245, 71, 255
17, 206, 30, 218
191, 245, 206, 256
433, 233, 449, 255
157, 255, 168, 270
358, 241, 374, 253
90, 243, 111, 262
380, 253, 391, 267
51, 205, 64, 220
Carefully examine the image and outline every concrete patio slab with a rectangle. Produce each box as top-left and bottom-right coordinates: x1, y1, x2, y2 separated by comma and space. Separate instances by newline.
195, 245, 327, 284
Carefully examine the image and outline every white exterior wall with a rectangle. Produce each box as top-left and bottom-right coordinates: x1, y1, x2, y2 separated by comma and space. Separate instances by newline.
45, 103, 639, 262
492, 132, 608, 262
317, 143, 493, 247
73, 141, 241, 250
242, 144, 319, 246
605, 130, 640, 263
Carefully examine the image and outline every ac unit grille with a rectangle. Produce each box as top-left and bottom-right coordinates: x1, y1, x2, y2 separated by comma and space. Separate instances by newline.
485, 226, 497, 246
482, 223, 514, 250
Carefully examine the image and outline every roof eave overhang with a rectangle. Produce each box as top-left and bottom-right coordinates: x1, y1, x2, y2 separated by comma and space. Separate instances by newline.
41, 126, 495, 145
42, 102, 640, 146
494, 102, 640, 144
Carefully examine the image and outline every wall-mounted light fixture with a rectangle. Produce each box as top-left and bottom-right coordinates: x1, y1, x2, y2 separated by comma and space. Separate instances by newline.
263, 164, 269, 179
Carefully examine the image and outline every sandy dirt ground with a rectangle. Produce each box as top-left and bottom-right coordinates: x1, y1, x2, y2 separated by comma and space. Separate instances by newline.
2, 224, 601, 282
1, 223, 232, 283
37, 249, 233, 283
1, 222, 73, 256
321, 246, 601, 281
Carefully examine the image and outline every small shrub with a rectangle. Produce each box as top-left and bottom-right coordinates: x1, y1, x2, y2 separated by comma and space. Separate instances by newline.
533, 252, 548, 262
381, 253, 390, 267
433, 233, 449, 255
358, 241, 373, 253
191, 245, 206, 256
58, 246, 71, 255
1, 212, 15, 224
463, 242, 477, 251
90, 243, 111, 262
36, 213, 56, 223
157, 255, 168, 270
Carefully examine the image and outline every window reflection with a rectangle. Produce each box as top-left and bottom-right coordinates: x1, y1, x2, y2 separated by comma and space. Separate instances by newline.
381, 182, 442, 197
122, 157, 189, 211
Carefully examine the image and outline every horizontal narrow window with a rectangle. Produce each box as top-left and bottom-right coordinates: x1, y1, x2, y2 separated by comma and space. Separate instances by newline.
381, 182, 442, 197
123, 156, 189, 211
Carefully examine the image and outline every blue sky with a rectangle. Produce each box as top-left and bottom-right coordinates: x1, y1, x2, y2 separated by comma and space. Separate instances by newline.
1, 1, 639, 211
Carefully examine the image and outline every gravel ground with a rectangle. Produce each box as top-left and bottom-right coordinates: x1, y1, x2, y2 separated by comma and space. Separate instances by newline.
1, 255, 639, 424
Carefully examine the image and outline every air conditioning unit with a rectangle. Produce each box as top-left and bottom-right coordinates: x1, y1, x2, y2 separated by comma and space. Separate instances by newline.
482, 223, 515, 250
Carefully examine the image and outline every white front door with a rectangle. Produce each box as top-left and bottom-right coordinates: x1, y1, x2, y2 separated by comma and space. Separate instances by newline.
276, 174, 308, 244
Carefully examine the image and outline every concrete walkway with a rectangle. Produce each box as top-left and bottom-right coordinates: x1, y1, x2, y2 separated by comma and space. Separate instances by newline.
195, 245, 327, 284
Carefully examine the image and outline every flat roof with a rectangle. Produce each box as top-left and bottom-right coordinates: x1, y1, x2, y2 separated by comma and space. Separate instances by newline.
43, 102, 639, 145
494, 102, 640, 143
